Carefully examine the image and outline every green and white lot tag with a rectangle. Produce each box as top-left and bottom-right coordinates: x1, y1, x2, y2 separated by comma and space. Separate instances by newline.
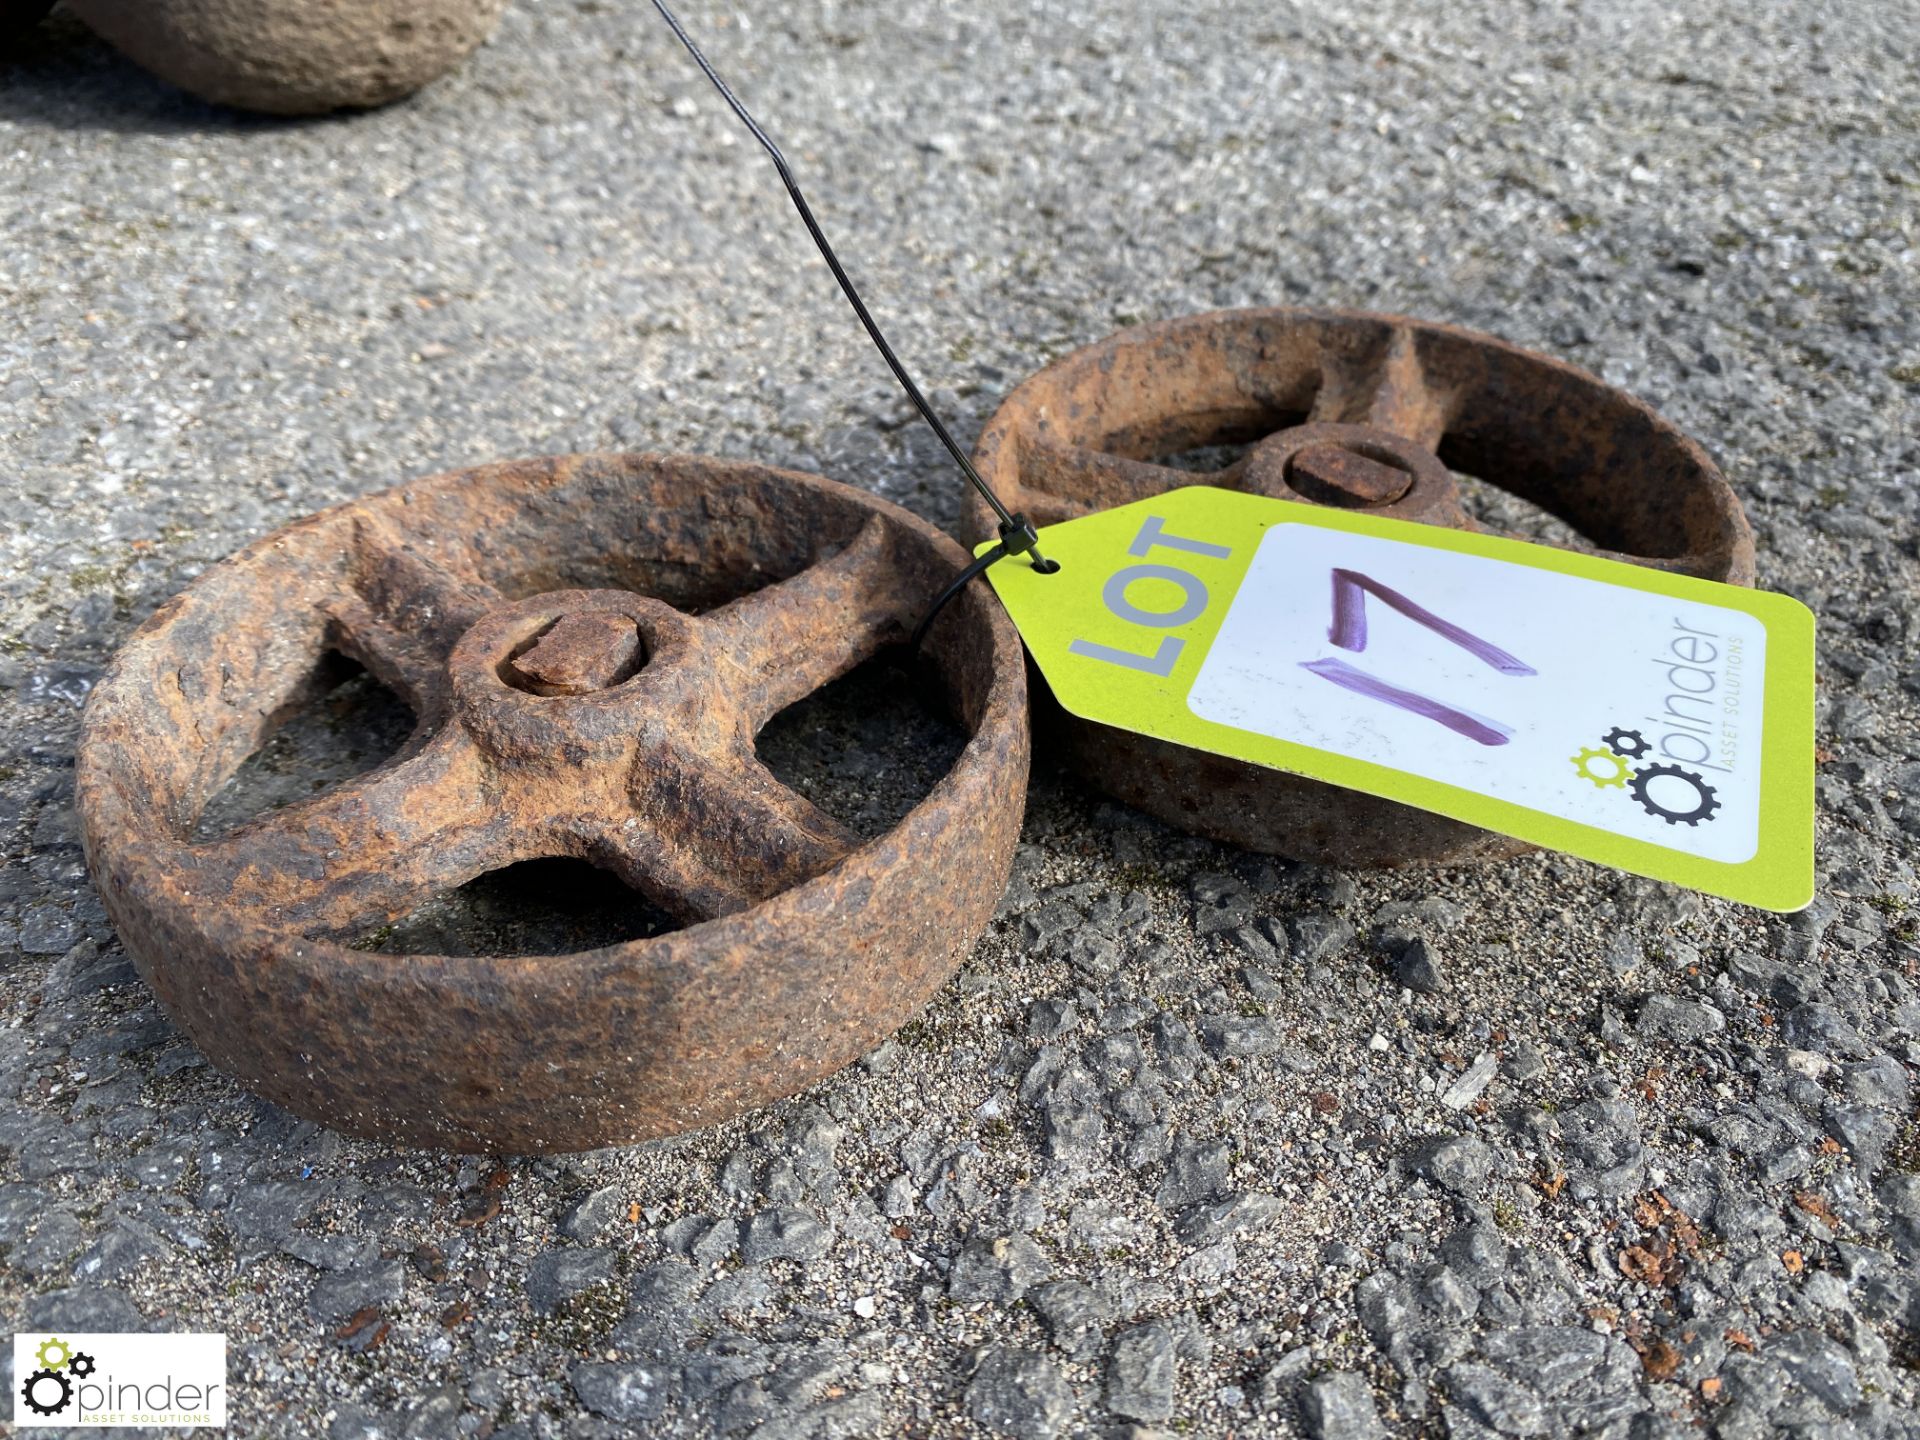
985, 487, 1815, 912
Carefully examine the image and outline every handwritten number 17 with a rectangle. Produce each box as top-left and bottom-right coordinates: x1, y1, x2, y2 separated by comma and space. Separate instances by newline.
1300, 569, 1536, 746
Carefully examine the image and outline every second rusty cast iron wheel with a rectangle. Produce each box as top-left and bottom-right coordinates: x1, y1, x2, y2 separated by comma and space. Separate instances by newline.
969, 307, 1756, 869
77, 453, 1028, 1152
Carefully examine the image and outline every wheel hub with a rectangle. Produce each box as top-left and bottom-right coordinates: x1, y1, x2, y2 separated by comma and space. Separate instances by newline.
504, 608, 647, 696
1243, 422, 1447, 509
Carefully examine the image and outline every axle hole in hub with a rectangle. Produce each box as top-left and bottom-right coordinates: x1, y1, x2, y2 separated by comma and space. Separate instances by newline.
501, 612, 647, 696
351, 856, 681, 956
1283, 442, 1415, 508
193, 652, 414, 842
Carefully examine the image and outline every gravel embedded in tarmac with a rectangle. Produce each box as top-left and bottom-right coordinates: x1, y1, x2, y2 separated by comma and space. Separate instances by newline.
3, 2, 1918, 1437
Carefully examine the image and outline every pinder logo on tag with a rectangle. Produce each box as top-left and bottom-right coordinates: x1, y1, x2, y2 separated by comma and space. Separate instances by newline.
1571, 728, 1723, 827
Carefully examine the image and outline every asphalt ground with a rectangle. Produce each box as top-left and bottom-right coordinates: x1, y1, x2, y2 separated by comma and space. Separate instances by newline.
2, 2, 1917, 1436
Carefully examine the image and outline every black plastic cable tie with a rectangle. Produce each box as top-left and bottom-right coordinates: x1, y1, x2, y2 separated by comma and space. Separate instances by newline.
908, 514, 1059, 652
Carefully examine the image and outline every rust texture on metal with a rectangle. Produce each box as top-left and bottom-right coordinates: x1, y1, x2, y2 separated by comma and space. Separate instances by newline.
77, 453, 1030, 1152
506, 610, 646, 696
970, 306, 1756, 868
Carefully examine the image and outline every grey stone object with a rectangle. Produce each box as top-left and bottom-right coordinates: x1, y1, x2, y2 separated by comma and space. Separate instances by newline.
1301, 1371, 1388, 1440
65, 0, 508, 115
965, 1346, 1074, 1438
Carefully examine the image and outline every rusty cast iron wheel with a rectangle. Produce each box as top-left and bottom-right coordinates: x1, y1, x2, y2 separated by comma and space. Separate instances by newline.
77, 453, 1028, 1152
970, 307, 1755, 868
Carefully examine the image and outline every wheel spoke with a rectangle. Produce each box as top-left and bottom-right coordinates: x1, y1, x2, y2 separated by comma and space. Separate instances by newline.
1015, 431, 1217, 512
349, 513, 503, 642
321, 515, 503, 713
1015, 489, 1093, 527
319, 592, 449, 721
590, 756, 857, 922
1311, 324, 1454, 451
184, 730, 511, 943
703, 515, 919, 728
